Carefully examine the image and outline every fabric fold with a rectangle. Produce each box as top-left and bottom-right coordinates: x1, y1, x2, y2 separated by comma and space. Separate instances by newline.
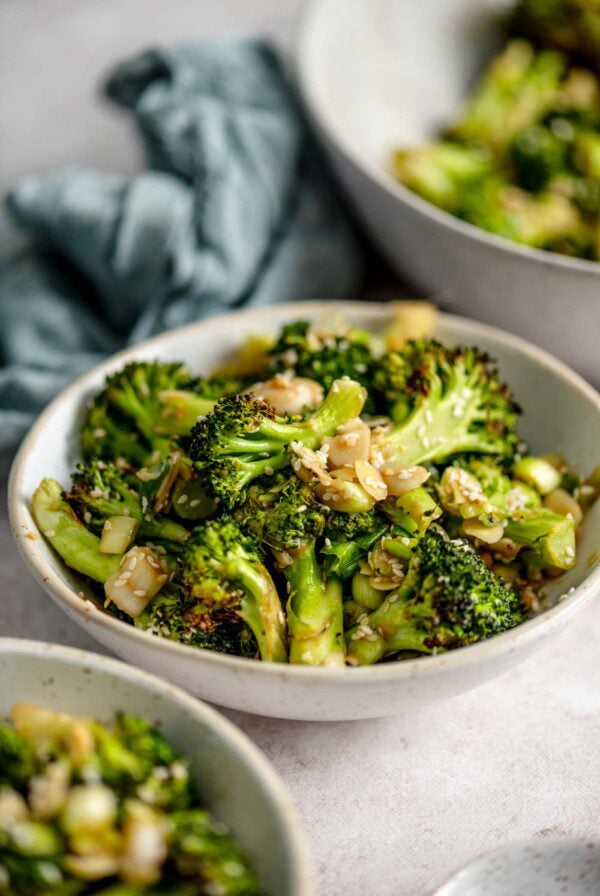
0, 38, 362, 449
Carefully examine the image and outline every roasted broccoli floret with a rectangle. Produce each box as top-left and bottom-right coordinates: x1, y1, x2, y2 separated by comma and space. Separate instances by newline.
66, 460, 189, 549
268, 319, 376, 398
510, 121, 571, 190
392, 141, 493, 212
321, 508, 390, 581
190, 377, 367, 508
0, 727, 38, 789
179, 519, 287, 662
81, 361, 219, 466
460, 176, 586, 250
448, 40, 566, 151
373, 340, 520, 466
236, 475, 345, 666
135, 585, 257, 658
512, 0, 600, 65
346, 526, 525, 664
168, 809, 262, 896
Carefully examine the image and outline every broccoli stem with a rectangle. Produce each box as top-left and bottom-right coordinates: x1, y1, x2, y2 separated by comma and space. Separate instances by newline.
286, 545, 345, 667
283, 376, 367, 448
32, 479, 122, 583
505, 508, 576, 569
154, 390, 216, 436
225, 557, 288, 663
346, 586, 430, 666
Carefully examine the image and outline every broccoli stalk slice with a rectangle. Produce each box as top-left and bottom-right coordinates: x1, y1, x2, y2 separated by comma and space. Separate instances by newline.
67, 462, 189, 547
285, 544, 345, 667
32, 479, 122, 583
321, 523, 388, 580
346, 527, 524, 665
505, 508, 576, 569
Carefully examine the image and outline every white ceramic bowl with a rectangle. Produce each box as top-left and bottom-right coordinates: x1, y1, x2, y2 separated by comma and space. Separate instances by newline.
295, 0, 600, 383
432, 838, 600, 896
0, 638, 313, 896
9, 301, 600, 720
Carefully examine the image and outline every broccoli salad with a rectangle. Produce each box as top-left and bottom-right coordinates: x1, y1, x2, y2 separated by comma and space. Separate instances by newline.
0, 703, 261, 895
393, 0, 600, 260
32, 306, 599, 667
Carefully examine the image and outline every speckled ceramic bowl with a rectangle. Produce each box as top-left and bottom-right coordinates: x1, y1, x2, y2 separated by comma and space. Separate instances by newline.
433, 838, 600, 895
0, 638, 313, 895
295, 0, 600, 382
8, 301, 600, 720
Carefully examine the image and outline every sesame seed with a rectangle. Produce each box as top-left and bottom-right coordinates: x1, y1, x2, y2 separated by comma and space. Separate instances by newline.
177, 494, 189, 505
133, 589, 147, 597
45, 530, 56, 538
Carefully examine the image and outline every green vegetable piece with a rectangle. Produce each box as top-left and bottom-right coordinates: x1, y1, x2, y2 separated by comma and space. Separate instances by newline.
32, 479, 122, 583
514, 456, 562, 495
505, 508, 576, 569
171, 477, 217, 521
392, 488, 442, 534
287, 560, 345, 666
180, 520, 287, 663
351, 573, 384, 611
190, 377, 367, 508
99, 516, 139, 554
346, 527, 524, 665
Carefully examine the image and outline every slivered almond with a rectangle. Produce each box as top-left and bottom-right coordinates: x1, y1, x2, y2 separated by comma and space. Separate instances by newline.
380, 463, 429, 496
355, 460, 388, 501
290, 441, 332, 486
330, 467, 358, 482
322, 420, 370, 469
461, 519, 505, 544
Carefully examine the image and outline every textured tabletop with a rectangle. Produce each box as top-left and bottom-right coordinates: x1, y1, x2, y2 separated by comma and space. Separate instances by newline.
2, 3, 600, 895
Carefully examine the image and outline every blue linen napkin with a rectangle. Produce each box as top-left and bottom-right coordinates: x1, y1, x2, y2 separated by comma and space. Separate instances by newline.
0, 39, 363, 450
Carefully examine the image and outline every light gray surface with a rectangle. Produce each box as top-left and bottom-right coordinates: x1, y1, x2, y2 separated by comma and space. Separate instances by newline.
2, 3, 600, 895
